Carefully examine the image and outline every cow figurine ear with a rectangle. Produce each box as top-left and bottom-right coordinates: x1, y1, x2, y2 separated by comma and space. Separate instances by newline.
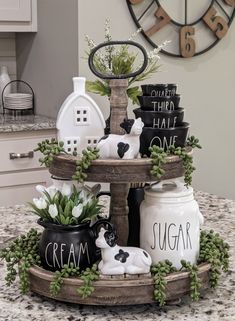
120, 119, 134, 134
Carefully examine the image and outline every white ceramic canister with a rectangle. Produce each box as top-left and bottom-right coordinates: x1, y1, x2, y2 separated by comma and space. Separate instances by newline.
140, 179, 204, 269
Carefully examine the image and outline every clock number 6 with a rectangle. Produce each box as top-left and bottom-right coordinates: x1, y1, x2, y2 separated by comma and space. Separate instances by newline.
203, 7, 228, 39
180, 26, 196, 58
223, 0, 235, 6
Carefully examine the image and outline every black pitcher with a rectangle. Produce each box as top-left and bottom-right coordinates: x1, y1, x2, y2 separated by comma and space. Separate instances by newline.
38, 219, 112, 272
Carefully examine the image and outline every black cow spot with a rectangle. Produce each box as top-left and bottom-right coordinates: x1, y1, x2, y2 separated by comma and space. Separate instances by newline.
98, 135, 109, 142
117, 142, 129, 158
114, 249, 129, 263
104, 230, 117, 247
120, 119, 135, 134
143, 251, 148, 258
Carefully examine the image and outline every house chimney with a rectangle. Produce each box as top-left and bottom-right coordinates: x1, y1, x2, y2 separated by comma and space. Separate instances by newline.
73, 77, 86, 95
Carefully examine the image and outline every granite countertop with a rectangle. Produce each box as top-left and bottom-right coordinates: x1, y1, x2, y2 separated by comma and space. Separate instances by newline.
0, 191, 234, 321
0, 114, 56, 133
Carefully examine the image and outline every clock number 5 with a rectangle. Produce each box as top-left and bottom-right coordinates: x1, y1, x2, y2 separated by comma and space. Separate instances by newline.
203, 7, 228, 39
180, 26, 196, 58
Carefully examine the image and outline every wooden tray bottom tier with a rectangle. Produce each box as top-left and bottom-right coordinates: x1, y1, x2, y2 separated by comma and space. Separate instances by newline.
29, 263, 210, 306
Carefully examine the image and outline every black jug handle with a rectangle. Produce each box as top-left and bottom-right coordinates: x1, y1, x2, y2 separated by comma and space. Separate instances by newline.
97, 191, 111, 198
91, 218, 114, 239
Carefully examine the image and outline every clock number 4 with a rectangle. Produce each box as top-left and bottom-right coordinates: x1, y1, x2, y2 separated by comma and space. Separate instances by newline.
180, 26, 196, 58
203, 6, 228, 39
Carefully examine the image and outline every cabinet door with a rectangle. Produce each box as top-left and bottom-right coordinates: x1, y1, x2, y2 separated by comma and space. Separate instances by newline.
0, 0, 31, 22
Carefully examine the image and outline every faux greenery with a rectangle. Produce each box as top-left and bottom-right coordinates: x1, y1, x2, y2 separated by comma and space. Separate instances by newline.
0, 229, 230, 302
151, 260, 177, 306
34, 138, 69, 168
149, 145, 167, 179
85, 19, 168, 105
199, 229, 229, 288
50, 264, 99, 299
0, 229, 41, 294
29, 184, 103, 225
186, 135, 202, 149
50, 263, 80, 297
180, 260, 201, 301
149, 135, 201, 186
168, 146, 195, 186
35, 138, 100, 183
76, 264, 100, 298
72, 146, 100, 183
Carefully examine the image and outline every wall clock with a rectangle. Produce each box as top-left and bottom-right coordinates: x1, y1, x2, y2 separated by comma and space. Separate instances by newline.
126, 0, 235, 58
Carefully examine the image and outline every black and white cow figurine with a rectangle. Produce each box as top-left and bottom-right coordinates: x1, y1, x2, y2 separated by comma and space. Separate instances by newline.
97, 118, 144, 159
95, 227, 152, 275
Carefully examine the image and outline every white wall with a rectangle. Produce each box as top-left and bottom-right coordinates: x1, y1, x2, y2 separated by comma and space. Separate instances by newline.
16, 0, 78, 118
78, 0, 235, 200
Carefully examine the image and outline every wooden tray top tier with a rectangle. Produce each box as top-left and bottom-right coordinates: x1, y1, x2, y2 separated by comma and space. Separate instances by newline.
49, 149, 192, 183
29, 263, 210, 306
49, 149, 192, 246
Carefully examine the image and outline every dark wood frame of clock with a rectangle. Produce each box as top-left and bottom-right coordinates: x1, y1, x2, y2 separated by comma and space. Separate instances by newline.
127, 0, 235, 58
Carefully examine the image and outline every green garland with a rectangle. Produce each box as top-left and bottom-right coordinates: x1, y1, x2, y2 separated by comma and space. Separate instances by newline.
150, 135, 201, 186
76, 265, 100, 298
50, 263, 80, 297
0, 229, 41, 294
151, 260, 177, 306
35, 139, 100, 183
149, 146, 167, 179
199, 229, 229, 288
50, 264, 99, 299
72, 147, 100, 183
34, 138, 69, 168
180, 260, 201, 301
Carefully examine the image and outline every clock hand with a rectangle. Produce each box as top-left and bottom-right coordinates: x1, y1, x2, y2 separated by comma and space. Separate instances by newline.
215, 0, 230, 19
137, 0, 155, 21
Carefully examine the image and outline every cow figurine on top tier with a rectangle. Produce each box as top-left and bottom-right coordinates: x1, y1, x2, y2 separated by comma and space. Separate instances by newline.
97, 118, 144, 159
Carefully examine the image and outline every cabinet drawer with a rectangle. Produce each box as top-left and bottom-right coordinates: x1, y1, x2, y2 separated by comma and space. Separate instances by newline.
0, 134, 55, 173
0, 169, 52, 206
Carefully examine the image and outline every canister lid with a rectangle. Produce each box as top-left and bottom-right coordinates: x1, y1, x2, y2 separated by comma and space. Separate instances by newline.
145, 179, 194, 199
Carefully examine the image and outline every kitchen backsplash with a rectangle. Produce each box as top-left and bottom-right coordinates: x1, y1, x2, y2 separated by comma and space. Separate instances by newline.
0, 33, 16, 81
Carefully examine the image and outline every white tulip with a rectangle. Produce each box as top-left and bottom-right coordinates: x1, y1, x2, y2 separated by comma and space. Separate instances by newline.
61, 183, 72, 197
36, 184, 46, 194
83, 195, 93, 206
72, 204, 83, 218
33, 197, 47, 210
48, 204, 58, 218
79, 189, 88, 201
46, 186, 58, 198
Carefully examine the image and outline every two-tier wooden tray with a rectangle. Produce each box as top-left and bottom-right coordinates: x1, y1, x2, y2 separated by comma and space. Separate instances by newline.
29, 79, 211, 305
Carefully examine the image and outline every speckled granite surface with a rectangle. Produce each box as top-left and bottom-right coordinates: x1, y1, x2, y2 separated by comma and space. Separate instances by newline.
0, 191, 234, 321
0, 114, 56, 132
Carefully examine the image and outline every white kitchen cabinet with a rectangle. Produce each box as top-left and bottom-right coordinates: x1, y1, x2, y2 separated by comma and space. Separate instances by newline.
0, 0, 37, 32
0, 129, 56, 206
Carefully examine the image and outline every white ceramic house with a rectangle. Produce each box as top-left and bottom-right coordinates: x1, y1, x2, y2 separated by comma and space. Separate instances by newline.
57, 77, 105, 155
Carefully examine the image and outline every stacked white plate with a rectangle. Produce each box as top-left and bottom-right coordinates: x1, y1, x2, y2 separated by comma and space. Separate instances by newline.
4, 93, 33, 110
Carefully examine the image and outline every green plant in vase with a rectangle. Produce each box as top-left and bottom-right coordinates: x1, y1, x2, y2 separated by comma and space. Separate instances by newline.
85, 19, 169, 105
27, 183, 108, 274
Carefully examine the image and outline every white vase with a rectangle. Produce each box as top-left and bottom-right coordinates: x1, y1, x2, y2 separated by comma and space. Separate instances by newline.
140, 179, 204, 269
0, 66, 11, 110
